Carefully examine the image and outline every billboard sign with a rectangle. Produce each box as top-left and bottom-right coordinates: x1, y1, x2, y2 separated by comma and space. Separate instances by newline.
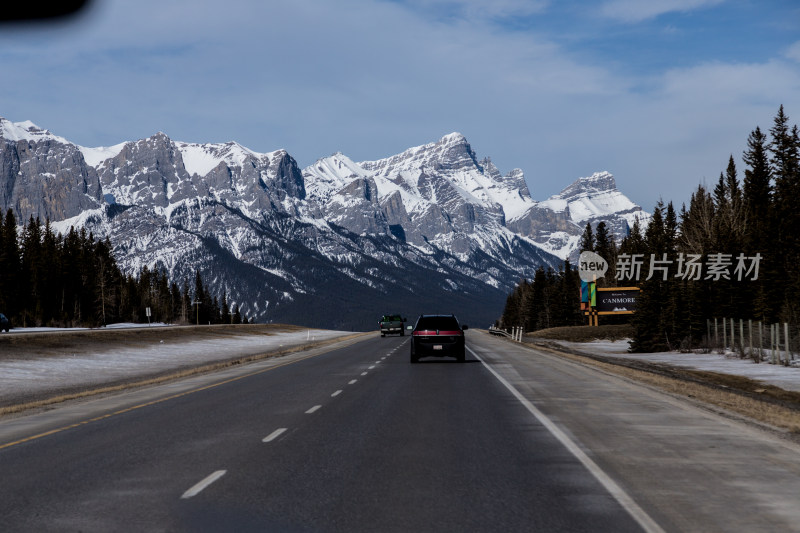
595, 287, 639, 314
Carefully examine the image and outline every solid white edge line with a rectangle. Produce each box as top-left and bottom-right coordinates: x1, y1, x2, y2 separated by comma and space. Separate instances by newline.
306, 405, 322, 414
332, 390, 342, 397
263, 428, 288, 443
467, 346, 665, 533
181, 470, 226, 499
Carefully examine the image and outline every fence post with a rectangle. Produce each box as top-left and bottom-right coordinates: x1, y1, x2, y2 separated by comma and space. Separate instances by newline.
739, 319, 745, 358
722, 318, 727, 352
758, 321, 763, 361
714, 318, 719, 350
785, 323, 791, 364
770, 324, 774, 364
748, 319, 753, 362
774, 324, 780, 365
731, 318, 735, 354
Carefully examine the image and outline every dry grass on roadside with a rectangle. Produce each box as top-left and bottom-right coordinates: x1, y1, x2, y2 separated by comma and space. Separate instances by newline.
0, 323, 305, 358
528, 324, 634, 342
535, 344, 800, 435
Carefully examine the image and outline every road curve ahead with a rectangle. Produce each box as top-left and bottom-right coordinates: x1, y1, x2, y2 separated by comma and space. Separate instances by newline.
3, 330, 791, 531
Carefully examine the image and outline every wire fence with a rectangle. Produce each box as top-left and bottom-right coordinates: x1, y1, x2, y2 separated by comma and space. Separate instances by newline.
706, 318, 799, 366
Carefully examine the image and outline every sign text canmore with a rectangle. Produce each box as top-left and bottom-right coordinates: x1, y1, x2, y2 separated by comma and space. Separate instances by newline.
595, 287, 639, 314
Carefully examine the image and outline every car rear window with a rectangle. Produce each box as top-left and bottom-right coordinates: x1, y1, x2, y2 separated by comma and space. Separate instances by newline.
416, 316, 460, 331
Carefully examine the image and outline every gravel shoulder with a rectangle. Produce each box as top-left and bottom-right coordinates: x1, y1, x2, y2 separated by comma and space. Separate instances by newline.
507, 333, 800, 439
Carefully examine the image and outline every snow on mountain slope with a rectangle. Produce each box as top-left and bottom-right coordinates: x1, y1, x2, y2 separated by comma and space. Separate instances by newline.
303, 133, 647, 261
1, 115, 647, 328
1, 118, 70, 144
540, 171, 640, 224
175, 141, 282, 178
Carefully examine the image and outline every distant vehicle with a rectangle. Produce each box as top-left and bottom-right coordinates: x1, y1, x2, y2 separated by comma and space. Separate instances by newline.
379, 314, 407, 337
0, 313, 10, 332
409, 314, 468, 363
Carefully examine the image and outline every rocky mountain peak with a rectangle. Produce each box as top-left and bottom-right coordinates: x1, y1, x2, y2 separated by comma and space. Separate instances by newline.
1, 116, 648, 327
1, 117, 69, 145
360, 132, 479, 176
557, 171, 616, 201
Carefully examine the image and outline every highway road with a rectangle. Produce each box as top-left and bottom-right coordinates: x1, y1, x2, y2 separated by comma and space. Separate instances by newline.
1, 331, 799, 532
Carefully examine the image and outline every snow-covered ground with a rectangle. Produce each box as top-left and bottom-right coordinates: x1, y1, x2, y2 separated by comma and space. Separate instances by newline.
0, 327, 357, 405
552, 339, 800, 392
3, 327, 799, 408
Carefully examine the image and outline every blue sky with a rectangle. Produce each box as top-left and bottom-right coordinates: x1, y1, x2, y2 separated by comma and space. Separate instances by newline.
1, 0, 798, 211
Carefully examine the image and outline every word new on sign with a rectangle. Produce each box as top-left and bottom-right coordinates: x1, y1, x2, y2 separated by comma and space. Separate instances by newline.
616, 253, 762, 282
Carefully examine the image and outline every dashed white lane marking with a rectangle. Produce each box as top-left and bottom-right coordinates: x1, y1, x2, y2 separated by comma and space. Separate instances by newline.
468, 346, 664, 533
263, 428, 287, 443
368, 365, 376, 370
181, 470, 226, 499
375, 360, 381, 364
349, 379, 357, 385
332, 390, 342, 397
306, 405, 322, 414
361, 372, 368, 376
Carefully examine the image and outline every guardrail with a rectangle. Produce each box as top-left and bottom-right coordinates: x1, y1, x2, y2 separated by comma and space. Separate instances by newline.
489, 326, 524, 342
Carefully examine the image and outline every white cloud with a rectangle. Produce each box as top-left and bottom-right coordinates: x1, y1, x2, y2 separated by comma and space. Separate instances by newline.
786, 41, 800, 63
397, 0, 549, 20
2, 0, 799, 211
599, 0, 725, 23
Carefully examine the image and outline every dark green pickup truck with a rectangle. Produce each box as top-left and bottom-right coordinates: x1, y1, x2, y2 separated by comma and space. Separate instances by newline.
379, 314, 407, 337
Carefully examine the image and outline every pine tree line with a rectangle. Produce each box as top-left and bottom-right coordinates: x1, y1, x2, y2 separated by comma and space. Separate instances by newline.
0, 210, 248, 328
500, 105, 800, 351
499, 260, 583, 331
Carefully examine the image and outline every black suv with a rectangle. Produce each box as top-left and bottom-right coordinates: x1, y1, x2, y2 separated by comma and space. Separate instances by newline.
410, 314, 468, 363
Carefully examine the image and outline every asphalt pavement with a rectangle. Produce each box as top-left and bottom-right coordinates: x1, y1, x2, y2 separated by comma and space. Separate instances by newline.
0, 332, 642, 532
1, 331, 799, 531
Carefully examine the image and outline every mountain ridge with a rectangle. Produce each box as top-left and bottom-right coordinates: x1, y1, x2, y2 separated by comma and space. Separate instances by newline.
1, 116, 648, 329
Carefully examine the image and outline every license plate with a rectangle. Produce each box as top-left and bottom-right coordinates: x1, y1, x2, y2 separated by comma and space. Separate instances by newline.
433, 345, 443, 350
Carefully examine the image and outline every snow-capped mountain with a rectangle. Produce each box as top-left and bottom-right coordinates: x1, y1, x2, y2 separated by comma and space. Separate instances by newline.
0, 116, 647, 329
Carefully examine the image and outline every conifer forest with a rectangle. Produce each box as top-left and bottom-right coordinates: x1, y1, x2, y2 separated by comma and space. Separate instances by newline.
0, 213, 247, 328
501, 106, 800, 352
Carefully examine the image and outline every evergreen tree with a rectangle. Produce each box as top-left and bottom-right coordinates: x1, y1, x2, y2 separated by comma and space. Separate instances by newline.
579, 222, 594, 252
20, 216, 44, 327
769, 106, 800, 323
0, 209, 20, 321
181, 278, 190, 324
742, 125, 773, 320
594, 222, 617, 286
630, 203, 672, 352
221, 290, 231, 324
193, 271, 206, 325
